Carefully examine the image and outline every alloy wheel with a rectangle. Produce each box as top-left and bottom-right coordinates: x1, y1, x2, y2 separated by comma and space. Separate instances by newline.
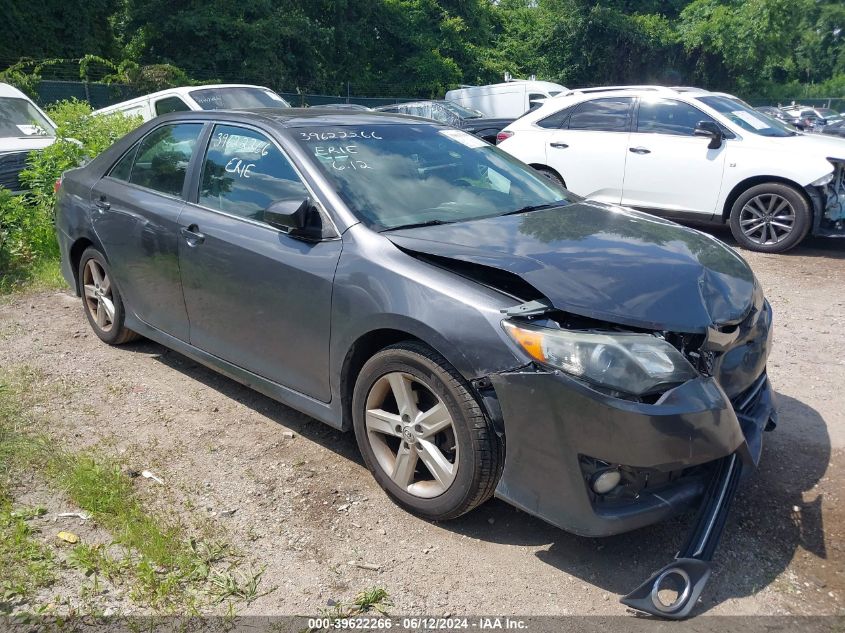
739, 193, 796, 246
364, 371, 459, 498
82, 259, 115, 333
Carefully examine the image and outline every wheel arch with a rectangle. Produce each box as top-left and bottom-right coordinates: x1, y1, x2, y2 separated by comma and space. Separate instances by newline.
720, 175, 813, 223
68, 236, 103, 296
340, 328, 436, 432
529, 163, 566, 188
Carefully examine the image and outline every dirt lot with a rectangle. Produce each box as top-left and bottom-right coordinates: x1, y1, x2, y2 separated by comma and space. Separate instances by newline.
1, 226, 843, 618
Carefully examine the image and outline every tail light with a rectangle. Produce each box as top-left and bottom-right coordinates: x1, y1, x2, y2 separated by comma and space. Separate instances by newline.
53, 177, 62, 194
496, 130, 514, 144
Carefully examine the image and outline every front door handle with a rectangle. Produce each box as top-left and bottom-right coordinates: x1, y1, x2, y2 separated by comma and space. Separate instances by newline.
629, 147, 651, 154
180, 225, 205, 245
549, 142, 569, 149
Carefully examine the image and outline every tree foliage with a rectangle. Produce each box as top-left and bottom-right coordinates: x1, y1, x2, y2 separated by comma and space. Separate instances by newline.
1, 0, 843, 97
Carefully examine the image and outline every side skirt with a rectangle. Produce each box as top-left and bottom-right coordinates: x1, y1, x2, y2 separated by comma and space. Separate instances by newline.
124, 315, 343, 430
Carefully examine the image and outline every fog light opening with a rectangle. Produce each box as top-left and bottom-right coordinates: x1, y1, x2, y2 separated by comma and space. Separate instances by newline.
650, 568, 692, 614
590, 468, 621, 495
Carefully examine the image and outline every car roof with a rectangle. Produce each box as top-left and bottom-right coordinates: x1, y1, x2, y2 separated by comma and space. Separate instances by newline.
555, 85, 711, 98
93, 84, 281, 112
154, 107, 439, 128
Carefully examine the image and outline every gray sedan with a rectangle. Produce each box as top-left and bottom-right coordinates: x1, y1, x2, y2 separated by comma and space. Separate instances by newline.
55, 109, 776, 618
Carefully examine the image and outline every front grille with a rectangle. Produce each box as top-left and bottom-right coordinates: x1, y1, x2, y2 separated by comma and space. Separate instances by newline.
0, 151, 30, 192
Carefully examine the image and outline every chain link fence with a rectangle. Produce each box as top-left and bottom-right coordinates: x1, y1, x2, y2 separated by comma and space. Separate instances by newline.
33, 80, 845, 114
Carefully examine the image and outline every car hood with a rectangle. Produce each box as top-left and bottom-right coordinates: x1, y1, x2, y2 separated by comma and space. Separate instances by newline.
761, 131, 845, 158
386, 202, 756, 333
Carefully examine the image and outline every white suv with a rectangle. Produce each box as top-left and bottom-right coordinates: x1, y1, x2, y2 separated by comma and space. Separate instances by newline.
497, 86, 845, 253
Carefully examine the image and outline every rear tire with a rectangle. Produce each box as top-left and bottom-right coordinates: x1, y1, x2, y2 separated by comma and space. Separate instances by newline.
728, 183, 811, 253
78, 247, 139, 345
533, 166, 566, 188
352, 341, 502, 521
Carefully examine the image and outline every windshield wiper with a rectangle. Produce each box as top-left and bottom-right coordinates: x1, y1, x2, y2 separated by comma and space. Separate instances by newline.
500, 201, 568, 216
382, 219, 456, 232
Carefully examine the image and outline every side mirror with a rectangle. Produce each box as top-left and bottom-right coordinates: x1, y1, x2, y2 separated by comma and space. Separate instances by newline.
264, 198, 311, 232
693, 120, 723, 149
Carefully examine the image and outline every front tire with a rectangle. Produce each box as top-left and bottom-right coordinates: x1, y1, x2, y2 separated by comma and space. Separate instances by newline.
728, 183, 811, 253
352, 342, 502, 521
78, 247, 139, 345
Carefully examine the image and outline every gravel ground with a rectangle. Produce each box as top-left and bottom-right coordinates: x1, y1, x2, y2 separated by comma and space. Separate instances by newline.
0, 227, 843, 618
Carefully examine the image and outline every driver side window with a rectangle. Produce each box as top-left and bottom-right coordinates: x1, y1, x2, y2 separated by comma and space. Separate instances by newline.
199, 125, 308, 222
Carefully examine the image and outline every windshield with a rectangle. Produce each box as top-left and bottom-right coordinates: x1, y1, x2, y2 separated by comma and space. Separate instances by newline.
0, 98, 55, 138
440, 101, 484, 119
293, 124, 571, 230
819, 110, 844, 124
697, 95, 796, 137
189, 87, 290, 110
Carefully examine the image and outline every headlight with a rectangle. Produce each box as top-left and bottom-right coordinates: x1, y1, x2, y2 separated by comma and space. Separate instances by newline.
502, 321, 698, 396
811, 172, 834, 187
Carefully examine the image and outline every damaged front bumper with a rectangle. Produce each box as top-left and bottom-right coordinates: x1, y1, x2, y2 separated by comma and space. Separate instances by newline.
808, 158, 845, 237
489, 369, 775, 538
487, 300, 776, 618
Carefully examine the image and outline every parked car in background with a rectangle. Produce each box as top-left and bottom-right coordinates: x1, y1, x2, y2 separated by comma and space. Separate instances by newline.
375, 100, 513, 143
55, 108, 776, 619
821, 119, 845, 139
754, 106, 806, 130
781, 105, 843, 130
0, 82, 57, 193
92, 84, 290, 121
445, 80, 566, 118
497, 85, 845, 253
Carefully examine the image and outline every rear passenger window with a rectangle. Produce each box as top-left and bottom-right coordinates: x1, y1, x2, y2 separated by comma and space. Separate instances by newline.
108, 144, 138, 181
537, 106, 574, 129
154, 96, 191, 116
636, 98, 714, 136
199, 124, 308, 221
129, 123, 203, 196
568, 98, 633, 132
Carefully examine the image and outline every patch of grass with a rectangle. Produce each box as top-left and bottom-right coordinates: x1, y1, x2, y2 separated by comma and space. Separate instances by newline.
0, 364, 266, 613
0, 257, 64, 296
208, 566, 269, 604
0, 499, 55, 611
320, 587, 392, 621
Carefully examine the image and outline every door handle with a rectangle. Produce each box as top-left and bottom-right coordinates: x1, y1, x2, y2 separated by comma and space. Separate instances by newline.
549, 142, 569, 149
93, 197, 110, 212
180, 225, 205, 245
629, 147, 651, 154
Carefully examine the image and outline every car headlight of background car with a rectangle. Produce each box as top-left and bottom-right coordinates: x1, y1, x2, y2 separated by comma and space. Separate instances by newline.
502, 321, 699, 396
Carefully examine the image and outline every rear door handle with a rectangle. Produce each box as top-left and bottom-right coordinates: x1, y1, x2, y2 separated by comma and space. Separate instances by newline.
93, 197, 110, 211
629, 147, 651, 154
180, 225, 205, 245
549, 142, 569, 149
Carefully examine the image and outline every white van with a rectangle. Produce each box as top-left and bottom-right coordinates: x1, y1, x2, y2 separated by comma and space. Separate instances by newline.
93, 84, 290, 121
0, 83, 57, 193
445, 80, 567, 119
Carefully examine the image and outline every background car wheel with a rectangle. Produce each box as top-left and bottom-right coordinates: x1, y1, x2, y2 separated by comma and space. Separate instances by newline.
728, 183, 811, 253
533, 166, 566, 188
352, 341, 502, 521
78, 247, 139, 345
